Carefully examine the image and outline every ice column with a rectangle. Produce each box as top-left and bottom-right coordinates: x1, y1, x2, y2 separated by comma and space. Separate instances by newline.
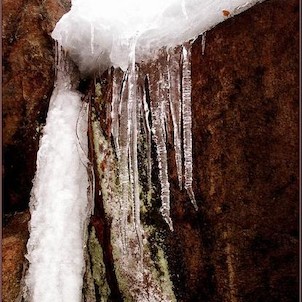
24, 48, 90, 302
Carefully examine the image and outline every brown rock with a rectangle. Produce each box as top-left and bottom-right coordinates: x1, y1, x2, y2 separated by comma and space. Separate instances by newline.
2, 0, 70, 213
90, 0, 299, 301
2, 211, 30, 302
2, 0, 298, 301
166, 0, 299, 301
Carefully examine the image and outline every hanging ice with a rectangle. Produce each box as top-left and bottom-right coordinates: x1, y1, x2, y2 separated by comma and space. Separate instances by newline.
181, 43, 198, 210
127, 39, 143, 251
52, 0, 261, 75
24, 49, 90, 302
147, 57, 174, 231
167, 47, 183, 189
52, 0, 261, 230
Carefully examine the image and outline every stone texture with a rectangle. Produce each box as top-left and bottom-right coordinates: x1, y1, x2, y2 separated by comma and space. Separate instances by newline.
165, 0, 299, 301
90, 0, 299, 301
2, 0, 70, 213
2, 211, 30, 302
2, 0, 299, 301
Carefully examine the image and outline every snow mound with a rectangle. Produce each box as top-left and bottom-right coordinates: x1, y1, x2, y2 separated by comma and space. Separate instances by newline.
52, 0, 260, 75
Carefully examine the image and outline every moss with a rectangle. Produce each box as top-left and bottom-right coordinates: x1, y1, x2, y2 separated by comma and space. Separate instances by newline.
156, 247, 175, 298
95, 82, 102, 98
90, 82, 176, 301
88, 226, 111, 301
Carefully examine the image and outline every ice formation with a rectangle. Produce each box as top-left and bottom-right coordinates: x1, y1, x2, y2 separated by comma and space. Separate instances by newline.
52, 0, 261, 75
25, 0, 261, 300
52, 0, 260, 231
24, 49, 90, 302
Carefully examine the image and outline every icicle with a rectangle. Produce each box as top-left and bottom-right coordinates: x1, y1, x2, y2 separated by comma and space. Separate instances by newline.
118, 69, 130, 251
111, 68, 123, 160
148, 64, 173, 231
159, 49, 172, 143
90, 23, 94, 54
167, 47, 183, 189
76, 100, 94, 216
128, 38, 143, 255
201, 32, 206, 55
142, 81, 152, 191
136, 67, 152, 194
181, 43, 198, 210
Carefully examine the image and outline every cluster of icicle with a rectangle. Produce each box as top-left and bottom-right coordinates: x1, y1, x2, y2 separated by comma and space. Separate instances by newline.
110, 41, 197, 251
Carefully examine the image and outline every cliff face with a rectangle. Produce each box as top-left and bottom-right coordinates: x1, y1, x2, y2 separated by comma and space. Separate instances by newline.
168, 0, 299, 300
88, 1, 299, 300
2, 0, 71, 213
2, 0, 299, 301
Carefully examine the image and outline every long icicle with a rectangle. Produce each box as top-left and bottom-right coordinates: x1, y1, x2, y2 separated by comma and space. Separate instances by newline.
181, 43, 198, 210
127, 37, 143, 256
111, 69, 123, 161
168, 47, 183, 189
148, 59, 173, 231
142, 79, 152, 192
118, 69, 130, 251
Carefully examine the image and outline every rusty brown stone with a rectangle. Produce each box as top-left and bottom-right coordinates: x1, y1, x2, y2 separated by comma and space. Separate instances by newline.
2, 0, 298, 300
2, 211, 30, 302
2, 0, 70, 213
165, 0, 299, 301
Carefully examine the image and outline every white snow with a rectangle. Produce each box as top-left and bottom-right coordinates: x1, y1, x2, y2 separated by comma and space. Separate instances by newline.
24, 51, 90, 302
52, 0, 261, 75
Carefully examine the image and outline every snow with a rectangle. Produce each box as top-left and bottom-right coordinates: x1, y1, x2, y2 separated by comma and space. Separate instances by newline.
24, 50, 90, 302
52, 0, 261, 75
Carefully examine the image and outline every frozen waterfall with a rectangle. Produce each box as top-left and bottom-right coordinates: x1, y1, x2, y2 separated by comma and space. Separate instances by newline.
24, 48, 91, 302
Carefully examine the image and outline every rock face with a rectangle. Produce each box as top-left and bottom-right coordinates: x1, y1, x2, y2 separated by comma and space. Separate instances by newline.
2, 0, 299, 301
2, 0, 71, 213
2, 211, 30, 302
88, 0, 299, 301
166, 0, 299, 301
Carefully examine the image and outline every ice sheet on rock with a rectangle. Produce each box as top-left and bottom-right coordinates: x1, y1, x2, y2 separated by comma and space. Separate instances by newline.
25, 50, 89, 302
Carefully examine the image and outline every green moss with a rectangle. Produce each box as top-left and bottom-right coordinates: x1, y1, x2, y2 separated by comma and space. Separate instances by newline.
95, 82, 102, 98
90, 93, 176, 301
88, 226, 111, 301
